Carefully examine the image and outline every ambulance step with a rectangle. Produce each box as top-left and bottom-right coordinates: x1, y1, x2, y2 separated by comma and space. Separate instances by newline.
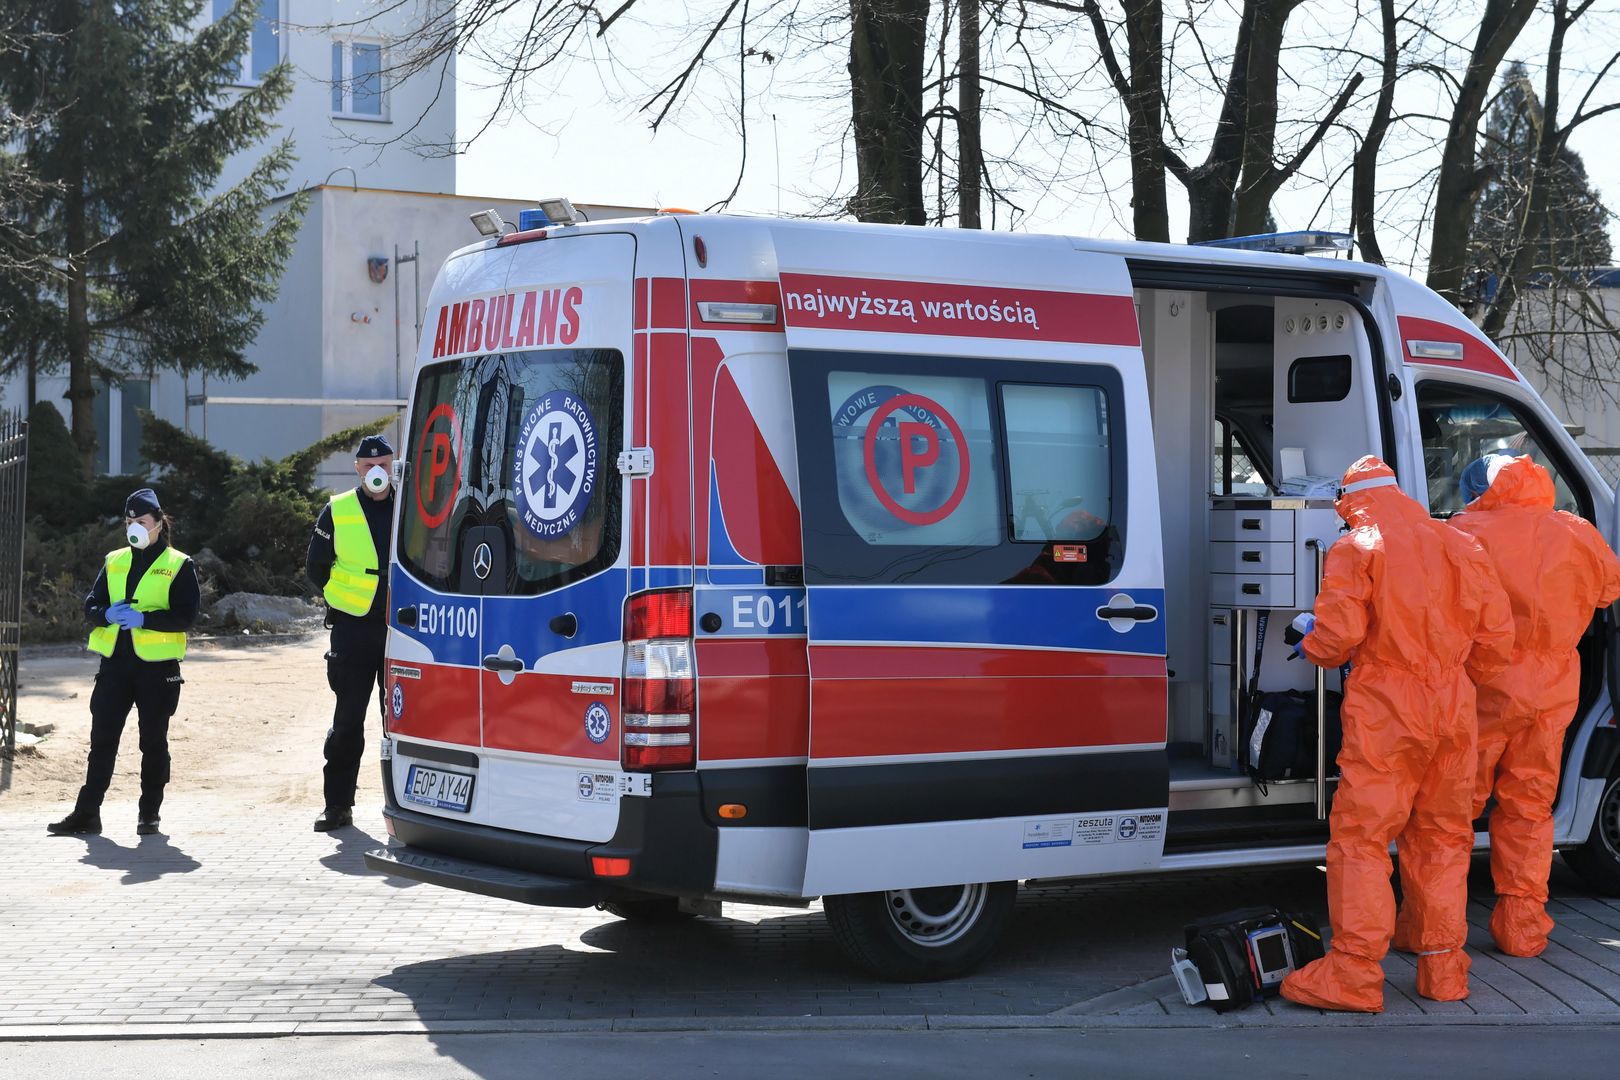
364, 845, 602, 907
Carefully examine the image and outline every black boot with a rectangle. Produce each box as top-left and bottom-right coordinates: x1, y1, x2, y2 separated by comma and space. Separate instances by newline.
137, 817, 161, 836
314, 806, 353, 832
47, 809, 102, 836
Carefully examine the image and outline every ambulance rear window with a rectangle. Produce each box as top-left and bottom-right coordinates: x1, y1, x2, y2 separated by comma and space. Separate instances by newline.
398, 349, 623, 595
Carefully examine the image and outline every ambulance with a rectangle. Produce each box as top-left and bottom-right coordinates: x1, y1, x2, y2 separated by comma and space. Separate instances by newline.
364, 206, 1620, 980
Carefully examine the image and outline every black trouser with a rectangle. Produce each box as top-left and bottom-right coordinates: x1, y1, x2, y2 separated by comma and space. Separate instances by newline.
323, 618, 387, 810
76, 659, 184, 819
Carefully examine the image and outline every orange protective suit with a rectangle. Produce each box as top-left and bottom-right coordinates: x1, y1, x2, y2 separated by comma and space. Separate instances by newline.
1279, 456, 1513, 1013
1448, 456, 1620, 956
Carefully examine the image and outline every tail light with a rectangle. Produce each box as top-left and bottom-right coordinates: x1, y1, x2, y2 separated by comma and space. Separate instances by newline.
622, 588, 695, 770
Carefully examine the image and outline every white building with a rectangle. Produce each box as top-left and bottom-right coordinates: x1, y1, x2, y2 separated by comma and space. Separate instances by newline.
1, 1, 647, 488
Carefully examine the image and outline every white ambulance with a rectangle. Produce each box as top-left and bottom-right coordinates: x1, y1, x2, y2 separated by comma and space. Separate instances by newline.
365, 208, 1620, 980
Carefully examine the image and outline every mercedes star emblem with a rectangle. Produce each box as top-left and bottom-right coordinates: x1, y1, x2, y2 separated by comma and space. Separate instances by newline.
473, 542, 493, 580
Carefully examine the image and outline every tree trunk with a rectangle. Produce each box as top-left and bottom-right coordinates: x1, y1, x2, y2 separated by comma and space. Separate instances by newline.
1230, 0, 1304, 235
62, 20, 94, 477
849, 0, 929, 225
1425, 0, 1538, 304
958, 0, 981, 229
1351, 0, 1398, 266
1178, 0, 1258, 241
1122, 0, 1168, 242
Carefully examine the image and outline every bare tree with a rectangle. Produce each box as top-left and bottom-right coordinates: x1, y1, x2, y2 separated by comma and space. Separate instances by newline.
1423, 0, 1538, 303
1349, 0, 1399, 265
849, 0, 930, 223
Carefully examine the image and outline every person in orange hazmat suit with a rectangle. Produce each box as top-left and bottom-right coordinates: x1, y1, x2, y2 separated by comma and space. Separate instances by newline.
1444, 453, 1620, 956
1279, 455, 1514, 1012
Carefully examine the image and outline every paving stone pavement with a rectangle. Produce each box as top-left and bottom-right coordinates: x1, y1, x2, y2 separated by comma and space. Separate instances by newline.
4, 796, 1620, 1035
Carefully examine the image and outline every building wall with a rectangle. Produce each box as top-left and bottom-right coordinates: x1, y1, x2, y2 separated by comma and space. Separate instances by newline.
212, 0, 456, 198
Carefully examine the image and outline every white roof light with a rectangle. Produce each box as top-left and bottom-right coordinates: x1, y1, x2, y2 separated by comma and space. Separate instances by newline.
1407, 340, 1466, 361
698, 302, 778, 324
469, 209, 513, 237
536, 197, 580, 226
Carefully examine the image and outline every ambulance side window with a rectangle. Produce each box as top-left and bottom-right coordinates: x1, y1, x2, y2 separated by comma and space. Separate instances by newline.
1415, 381, 1584, 518
790, 349, 1126, 587
1002, 384, 1111, 542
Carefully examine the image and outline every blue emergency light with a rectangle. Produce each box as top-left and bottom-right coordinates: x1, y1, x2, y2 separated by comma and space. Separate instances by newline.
517, 208, 551, 231
1195, 231, 1354, 256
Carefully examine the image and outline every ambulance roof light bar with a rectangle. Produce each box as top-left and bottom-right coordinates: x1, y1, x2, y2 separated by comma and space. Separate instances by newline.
469, 209, 514, 237
1195, 231, 1354, 257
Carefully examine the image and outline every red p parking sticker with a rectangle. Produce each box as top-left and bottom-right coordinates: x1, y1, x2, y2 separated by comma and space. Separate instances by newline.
860, 392, 971, 526
414, 403, 462, 528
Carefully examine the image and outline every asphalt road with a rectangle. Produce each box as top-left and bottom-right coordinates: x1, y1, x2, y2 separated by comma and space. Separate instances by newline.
0, 1026, 1609, 1079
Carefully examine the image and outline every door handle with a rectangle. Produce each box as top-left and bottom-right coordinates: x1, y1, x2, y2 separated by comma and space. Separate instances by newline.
395, 606, 418, 627
1095, 604, 1158, 622
481, 655, 526, 673
548, 612, 578, 638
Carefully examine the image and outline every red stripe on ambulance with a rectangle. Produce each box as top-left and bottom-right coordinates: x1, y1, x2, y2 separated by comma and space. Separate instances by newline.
482, 673, 621, 760
807, 645, 1167, 759
1397, 315, 1518, 381
778, 273, 1139, 345
386, 664, 480, 746
694, 638, 810, 761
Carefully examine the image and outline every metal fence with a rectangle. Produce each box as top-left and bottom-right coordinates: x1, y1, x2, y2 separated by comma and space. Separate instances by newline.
1584, 447, 1620, 491
0, 409, 26, 757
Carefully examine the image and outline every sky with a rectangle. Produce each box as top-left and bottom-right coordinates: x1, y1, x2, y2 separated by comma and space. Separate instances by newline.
451, 2, 1620, 279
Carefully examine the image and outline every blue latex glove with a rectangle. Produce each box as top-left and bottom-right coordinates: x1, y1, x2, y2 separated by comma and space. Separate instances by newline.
1285, 612, 1316, 660
111, 605, 145, 630
104, 602, 127, 625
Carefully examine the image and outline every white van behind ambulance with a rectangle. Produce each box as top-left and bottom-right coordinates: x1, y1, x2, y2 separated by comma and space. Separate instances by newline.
365, 210, 1620, 980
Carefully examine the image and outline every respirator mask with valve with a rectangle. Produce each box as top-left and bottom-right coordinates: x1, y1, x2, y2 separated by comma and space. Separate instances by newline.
363, 464, 392, 494
126, 521, 153, 550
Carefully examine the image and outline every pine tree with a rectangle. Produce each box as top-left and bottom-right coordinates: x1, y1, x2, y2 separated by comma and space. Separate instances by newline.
1467, 61, 1613, 304
0, 0, 307, 475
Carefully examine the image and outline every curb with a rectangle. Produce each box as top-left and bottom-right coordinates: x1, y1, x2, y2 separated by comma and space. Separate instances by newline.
3, 1009, 1619, 1042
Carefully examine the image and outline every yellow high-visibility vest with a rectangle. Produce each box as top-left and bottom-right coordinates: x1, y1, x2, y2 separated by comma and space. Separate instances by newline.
324, 489, 380, 616
87, 546, 190, 661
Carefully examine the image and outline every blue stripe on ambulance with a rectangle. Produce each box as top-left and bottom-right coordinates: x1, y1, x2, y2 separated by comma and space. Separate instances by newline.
806, 585, 1167, 655
389, 567, 483, 667
480, 568, 628, 662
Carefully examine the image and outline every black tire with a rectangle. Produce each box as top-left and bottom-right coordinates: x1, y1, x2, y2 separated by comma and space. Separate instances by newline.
823, 881, 1017, 982
600, 896, 696, 922
1565, 767, 1620, 895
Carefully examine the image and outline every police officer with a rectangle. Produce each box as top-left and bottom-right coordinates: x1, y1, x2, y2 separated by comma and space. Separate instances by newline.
48, 489, 199, 837
306, 435, 395, 832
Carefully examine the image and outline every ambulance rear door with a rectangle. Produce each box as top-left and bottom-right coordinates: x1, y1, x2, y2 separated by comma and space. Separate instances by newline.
776, 228, 1171, 896
393, 229, 633, 843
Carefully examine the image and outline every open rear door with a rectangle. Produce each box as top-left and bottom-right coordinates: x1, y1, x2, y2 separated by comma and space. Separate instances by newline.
775, 230, 1171, 896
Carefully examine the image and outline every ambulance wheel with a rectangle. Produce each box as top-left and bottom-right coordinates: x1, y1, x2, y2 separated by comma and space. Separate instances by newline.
600, 896, 695, 922
1566, 766, 1620, 895
822, 881, 1017, 982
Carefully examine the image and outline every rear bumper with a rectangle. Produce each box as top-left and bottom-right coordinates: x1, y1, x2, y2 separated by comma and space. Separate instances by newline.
372, 760, 721, 903
363, 845, 604, 906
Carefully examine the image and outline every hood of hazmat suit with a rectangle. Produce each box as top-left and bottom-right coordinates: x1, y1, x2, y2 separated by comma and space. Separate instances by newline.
1445, 455, 1620, 956
1281, 456, 1514, 1012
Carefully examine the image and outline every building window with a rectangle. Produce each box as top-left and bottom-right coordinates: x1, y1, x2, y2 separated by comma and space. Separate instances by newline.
214, 0, 281, 85
331, 41, 386, 119
91, 379, 152, 476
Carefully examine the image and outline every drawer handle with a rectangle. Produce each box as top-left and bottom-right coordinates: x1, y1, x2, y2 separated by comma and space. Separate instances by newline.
1241, 550, 1261, 563
1241, 518, 1262, 530
1241, 583, 1262, 596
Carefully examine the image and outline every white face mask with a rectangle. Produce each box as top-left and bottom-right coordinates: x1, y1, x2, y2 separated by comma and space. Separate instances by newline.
363, 464, 391, 493
127, 522, 152, 549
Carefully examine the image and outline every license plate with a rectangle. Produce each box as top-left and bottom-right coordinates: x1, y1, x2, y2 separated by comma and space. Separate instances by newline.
402, 764, 475, 812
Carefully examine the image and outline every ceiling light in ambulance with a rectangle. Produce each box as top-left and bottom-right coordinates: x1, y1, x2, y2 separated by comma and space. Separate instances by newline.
698, 301, 778, 325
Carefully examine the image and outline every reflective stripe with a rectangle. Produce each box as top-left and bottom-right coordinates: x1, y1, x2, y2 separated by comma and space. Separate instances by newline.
324, 489, 379, 616
87, 546, 189, 661
1337, 474, 1399, 497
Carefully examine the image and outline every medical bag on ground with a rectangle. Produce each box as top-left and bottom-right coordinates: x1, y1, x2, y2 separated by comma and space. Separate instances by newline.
1170, 906, 1325, 1012
1239, 612, 1343, 785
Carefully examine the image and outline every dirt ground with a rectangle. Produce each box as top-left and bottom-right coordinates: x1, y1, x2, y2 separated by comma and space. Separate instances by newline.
0, 634, 372, 820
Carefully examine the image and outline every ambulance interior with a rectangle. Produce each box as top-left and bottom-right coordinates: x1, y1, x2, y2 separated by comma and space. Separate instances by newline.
1136, 287, 1379, 848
